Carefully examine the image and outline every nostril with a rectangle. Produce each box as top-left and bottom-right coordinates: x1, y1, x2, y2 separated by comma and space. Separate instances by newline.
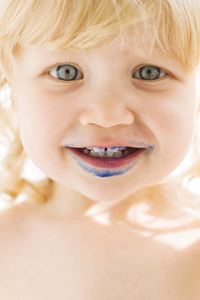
79, 108, 134, 127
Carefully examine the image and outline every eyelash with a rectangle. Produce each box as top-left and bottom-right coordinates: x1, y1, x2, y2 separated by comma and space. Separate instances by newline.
48, 64, 168, 82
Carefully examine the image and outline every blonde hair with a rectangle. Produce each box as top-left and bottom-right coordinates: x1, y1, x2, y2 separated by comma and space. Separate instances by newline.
0, 0, 200, 214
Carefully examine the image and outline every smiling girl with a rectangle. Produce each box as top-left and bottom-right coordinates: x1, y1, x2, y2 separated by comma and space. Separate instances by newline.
0, 0, 200, 299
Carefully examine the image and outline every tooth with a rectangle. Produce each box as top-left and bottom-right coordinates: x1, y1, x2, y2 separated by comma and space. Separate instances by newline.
107, 150, 115, 157
86, 146, 127, 152
110, 147, 127, 151
93, 147, 105, 153
113, 151, 123, 157
89, 149, 124, 158
90, 150, 105, 157
83, 146, 130, 158
107, 151, 123, 157
107, 148, 115, 153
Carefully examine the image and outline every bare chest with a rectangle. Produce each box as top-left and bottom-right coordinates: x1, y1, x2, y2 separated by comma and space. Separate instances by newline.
0, 219, 199, 300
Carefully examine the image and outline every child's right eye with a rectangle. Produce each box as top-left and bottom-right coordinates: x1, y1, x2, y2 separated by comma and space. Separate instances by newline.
48, 64, 83, 81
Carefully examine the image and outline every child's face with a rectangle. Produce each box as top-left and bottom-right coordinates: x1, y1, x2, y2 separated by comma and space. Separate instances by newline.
10, 31, 200, 204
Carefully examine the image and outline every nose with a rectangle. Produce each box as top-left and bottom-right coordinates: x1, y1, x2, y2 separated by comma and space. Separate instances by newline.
79, 89, 134, 128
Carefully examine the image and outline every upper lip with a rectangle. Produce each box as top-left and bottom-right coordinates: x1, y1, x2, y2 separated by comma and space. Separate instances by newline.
65, 141, 154, 149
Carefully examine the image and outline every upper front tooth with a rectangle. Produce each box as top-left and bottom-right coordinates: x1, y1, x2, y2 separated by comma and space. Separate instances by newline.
86, 146, 127, 152
109, 147, 127, 151
93, 147, 105, 153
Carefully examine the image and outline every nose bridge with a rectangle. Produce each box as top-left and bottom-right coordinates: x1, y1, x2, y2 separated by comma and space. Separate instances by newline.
85, 50, 125, 93
79, 79, 134, 128
96, 81, 126, 109
78, 51, 135, 127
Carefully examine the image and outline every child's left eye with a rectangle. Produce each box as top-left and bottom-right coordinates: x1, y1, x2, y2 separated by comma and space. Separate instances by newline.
132, 65, 167, 81
48, 64, 83, 81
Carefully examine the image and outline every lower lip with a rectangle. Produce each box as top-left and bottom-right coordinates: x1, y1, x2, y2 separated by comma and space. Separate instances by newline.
67, 147, 147, 169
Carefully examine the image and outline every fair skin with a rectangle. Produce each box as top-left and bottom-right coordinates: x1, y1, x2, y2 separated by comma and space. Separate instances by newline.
1, 31, 200, 299
10, 32, 200, 218
0, 201, 200, 299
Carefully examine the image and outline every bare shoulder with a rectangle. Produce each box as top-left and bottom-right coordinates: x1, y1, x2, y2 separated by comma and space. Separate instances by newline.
0, 203, 28, 276
0, 200, 50, 252
0, 203, 25, 234
0, 200, 37, 227
0, 202, 33, 247
0, 200, 87, 251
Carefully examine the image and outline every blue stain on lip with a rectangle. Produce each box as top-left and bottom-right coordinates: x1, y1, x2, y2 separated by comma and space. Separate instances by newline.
70, 152, 133, 177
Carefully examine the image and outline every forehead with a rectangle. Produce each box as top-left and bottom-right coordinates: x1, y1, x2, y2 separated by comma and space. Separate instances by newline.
16, 27, 160, 59
68, 26, 158, 57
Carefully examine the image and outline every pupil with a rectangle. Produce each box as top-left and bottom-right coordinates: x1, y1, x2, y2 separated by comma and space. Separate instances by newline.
141, 66, 160, 80
57, 65, 77, 80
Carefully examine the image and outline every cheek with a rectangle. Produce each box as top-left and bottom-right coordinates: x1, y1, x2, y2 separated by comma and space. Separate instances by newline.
153, 93, 196, 162
14, 85, 76, 151
139, 86, 196, 157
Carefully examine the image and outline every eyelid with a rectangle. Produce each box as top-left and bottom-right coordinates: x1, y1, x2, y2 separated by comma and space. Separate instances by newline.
46, 62, 82, 72
132, 64, 169, 81
46, 62, 84, 81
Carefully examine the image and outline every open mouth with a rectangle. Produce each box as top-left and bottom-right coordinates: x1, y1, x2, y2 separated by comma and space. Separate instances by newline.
67, 146, 149, 169
77, 146, 138, 159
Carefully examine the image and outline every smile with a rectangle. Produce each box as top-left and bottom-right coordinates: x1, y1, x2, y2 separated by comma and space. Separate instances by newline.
65, 146, 154, 178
